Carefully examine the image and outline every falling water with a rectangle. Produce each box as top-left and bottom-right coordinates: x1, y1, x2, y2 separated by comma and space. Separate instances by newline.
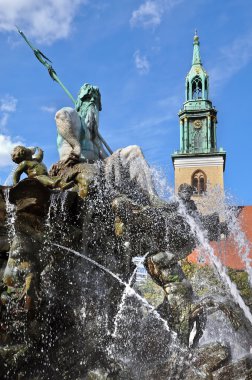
149, 169, 252, 325
177, 197, 252, 325
51, 170, 252, 376
150, 166, 172, 201
45, 192, 63, 228
112, 251, 150, 338
53, 242, 176, 337
4, 167, 15, 186
195, 187, 252, 288
3, 163, 252, 378
51, 243, 212, 380
225, 204, 252, 287
3, 188, 16, 243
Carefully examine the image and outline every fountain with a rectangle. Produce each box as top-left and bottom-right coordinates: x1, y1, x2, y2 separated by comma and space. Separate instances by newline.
0, 32, 252, 378
1, 141, 252, 379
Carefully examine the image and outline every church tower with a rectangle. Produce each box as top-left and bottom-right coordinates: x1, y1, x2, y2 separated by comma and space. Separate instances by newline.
172, 32, 226, 196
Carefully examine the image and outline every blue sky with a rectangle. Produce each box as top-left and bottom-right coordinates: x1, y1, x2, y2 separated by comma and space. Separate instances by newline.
0, 0, 251, 204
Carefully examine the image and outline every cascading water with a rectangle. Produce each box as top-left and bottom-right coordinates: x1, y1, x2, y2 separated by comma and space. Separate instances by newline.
177, 198, 252, 325
112, 251, 151, 338
3, 167, 16, 187
45, 192, 67, 228
53, 243, 180, 341
52, 233, 205, 378
150, 169, 252, 326
195, 187, 252, 283
3, 188, 16, 243
1, 157, 252, 379
225, 204, 252, 286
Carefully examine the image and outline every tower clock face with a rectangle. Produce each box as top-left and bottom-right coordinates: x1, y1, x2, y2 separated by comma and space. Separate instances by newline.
193, 119, 203, 129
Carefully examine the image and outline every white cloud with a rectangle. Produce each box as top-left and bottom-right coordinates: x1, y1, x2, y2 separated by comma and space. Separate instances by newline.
0, 95, 17, 113
0, 94, 22, 172
0, 95, 17, 131
41, 105, 57, 114
130, 0, 182, 28
0, 0, 88, 44
134, 50, 150, 74
0, 113, 9, 129
0, 134, 23, 168
209, 32, 252, 89
130, 1, 161, 28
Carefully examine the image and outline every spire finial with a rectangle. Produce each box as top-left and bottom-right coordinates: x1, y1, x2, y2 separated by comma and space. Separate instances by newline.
192, 29, 201, 64
194, 29, 199, 43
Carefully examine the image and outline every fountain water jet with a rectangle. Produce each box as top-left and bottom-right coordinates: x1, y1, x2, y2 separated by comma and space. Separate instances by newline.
177, 197, 252, 325
112, 251, 150, 338
1, 151, 252, 379
53, 243, 176, 338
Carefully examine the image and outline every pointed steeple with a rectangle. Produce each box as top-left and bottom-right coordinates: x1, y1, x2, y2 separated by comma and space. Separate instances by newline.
185, 31, 209, 102
172, 32, 226, 199
180, 32, 218, 153
192, 30, 202, 65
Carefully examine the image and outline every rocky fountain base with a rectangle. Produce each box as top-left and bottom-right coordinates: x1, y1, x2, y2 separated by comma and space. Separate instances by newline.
0, 146, 252, 380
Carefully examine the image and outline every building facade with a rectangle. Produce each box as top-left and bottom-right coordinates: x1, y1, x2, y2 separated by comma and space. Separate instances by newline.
172, 33, 226, 196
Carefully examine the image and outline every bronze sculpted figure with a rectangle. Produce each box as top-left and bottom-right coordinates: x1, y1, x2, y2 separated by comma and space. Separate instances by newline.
15, 29, 112, 164
11, 146, 72, 189
55, 83, 109, 163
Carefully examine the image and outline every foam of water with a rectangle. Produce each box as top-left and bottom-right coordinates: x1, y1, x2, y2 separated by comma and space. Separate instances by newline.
112, 251, 150, 338
225, 206, 252, 286
3, 166, 15, 186
51, 243, 212, 380
45, 193, 63, 228
53, 242, 176, 337
3, 166, 252, 376
176, 196, 252, 325
3, 188, 16, 243
149, 168, 252, 326
195, 187, 252, 290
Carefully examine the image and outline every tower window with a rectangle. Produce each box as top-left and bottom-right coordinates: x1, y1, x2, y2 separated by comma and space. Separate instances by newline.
205, 78, 208, 91
192, 76, 202, 99
192, 177, 198, 192
192, 170, 206, 194
199, 176, 205, 193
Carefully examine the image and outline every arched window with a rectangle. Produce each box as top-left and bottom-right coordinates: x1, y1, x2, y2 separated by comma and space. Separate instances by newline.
192, 177, 198, 191
192, 76, 202, 99
205, 78, 208, 92
192, 170, 206, 194
187, 81, 189, 100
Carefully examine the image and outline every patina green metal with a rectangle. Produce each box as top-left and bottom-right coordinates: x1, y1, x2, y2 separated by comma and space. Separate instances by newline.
16, 27, 76, 104
57, 83, 109, 161
192, 30, 201, 65
17, 27, 113, 155
172, 32, 226, 164
185, 31, 209, 104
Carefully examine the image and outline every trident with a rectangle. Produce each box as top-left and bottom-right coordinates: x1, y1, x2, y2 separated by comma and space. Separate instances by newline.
16, 26, 113, 155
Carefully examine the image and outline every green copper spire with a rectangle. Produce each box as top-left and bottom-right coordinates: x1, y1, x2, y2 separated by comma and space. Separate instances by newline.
185, 31, 209, 102
175, 33, 222, 155
172, 32, 226, 184
192, 30, 202, 65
